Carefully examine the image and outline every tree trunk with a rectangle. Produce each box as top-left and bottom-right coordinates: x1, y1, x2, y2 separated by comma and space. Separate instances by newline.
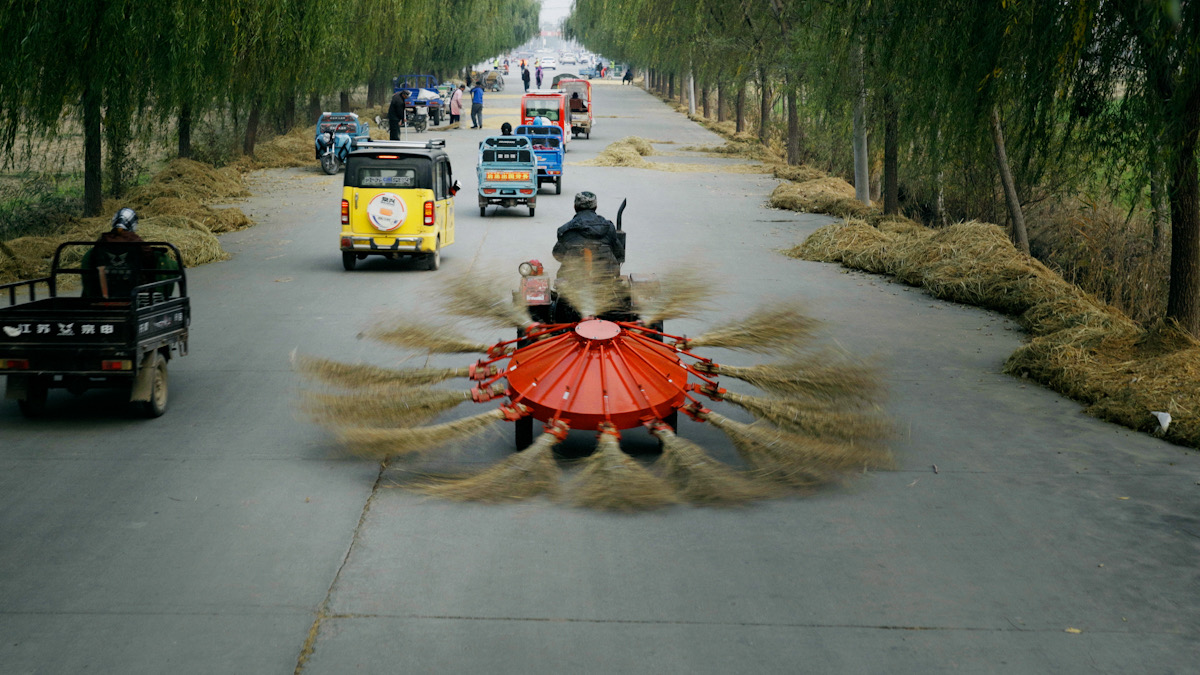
687, 70, 696, 116
308, 93, 322, 122
851, 52, 870, 205
367, 79, 378, 108
1150, 142, 1171, 251
701, 85, 709, 119
668, 72, 674, 100
282, 95, 296, 131
883, 91, 899, 215
758, 72, 771, 144
178, 104, 192, 159
339, 91, 350, 111
989, 105, 1029, 254
736, 83, 746, 133
243, 99, 262, 156
786, 78, 800, 165
717, 84, 725, 123
82, 83, 103, 216
1165, 86, 1200, 335
104, 101, 130, 198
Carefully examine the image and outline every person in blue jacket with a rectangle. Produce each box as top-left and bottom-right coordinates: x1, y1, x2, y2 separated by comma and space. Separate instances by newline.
470, 82, 485, 128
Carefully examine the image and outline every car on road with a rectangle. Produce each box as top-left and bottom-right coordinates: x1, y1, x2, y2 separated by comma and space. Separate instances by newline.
339, 140, 458, 271
541, 57, 557, 70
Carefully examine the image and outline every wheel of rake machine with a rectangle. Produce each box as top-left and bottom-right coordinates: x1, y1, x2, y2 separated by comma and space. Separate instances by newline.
426, 237, 441, 271
342, 251, 356, 271
649, 320, 665, 342
555, 176, 562, 195
140, 359, 169, 418
514, 416, 534, 450
320, 153, 339, 175
17, 376, 49, 418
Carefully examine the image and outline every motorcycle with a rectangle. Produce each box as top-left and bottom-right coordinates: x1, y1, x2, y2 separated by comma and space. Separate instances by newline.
314, 112, 369, 175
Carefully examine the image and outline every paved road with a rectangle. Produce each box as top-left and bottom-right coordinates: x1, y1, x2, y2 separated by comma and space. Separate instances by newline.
2, 80, 1197, 674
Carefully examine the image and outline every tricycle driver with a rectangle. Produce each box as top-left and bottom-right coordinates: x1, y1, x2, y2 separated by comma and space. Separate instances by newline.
552, 191, 624, 278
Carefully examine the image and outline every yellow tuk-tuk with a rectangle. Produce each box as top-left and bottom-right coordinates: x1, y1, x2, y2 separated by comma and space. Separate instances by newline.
555, 78, 593, 139
339, 140, 458, 271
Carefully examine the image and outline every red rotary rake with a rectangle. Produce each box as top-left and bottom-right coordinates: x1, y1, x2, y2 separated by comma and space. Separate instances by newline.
298, 269, 892, 510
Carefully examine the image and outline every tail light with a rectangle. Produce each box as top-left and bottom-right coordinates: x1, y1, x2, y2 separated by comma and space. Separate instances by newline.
423, 201, 435, 226
101, 360, 133, 371
340, 199, 349, 225
519, 189, 534, 195
0, 359, 30, 370
340, 237, 352, 248
483, 188, 497, 194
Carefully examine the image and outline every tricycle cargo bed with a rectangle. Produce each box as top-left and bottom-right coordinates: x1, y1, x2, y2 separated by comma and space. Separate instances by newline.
0, 296, 188, 350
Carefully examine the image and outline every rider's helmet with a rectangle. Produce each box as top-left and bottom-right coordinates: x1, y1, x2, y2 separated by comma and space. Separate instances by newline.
573, 191, 598, 212
110, 207, 138, 232
500, 122, 513, 135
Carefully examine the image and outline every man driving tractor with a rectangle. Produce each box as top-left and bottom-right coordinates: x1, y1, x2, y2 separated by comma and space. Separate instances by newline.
552, 191, 624, 278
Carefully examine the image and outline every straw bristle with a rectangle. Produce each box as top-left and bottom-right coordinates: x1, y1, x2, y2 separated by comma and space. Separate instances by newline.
293, 354, 469, 389
652, 427, 776, 505
414, 432, 562, 502
303, 386, 472, 428
569, 433, 680, 511
556, 268, 625, 318
365, 322, 493, 354
713, 357, 881, 401
638, 266, 715, 324
444, 272, 533, 329
703, 411, 892, 487
336, 408, 507, 459
686, 305, 818, 352
720, 390, 893, 441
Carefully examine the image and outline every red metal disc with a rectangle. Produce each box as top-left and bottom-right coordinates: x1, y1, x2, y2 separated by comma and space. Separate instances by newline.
506, 324, 687, 431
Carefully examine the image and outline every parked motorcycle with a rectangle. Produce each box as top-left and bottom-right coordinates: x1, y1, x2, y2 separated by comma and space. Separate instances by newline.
314, 112, 369, 175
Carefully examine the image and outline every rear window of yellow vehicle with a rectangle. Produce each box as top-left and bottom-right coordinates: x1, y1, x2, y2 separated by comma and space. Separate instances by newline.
345, 157, 430, 189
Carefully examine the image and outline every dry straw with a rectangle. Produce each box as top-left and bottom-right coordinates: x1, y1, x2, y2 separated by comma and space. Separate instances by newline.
684, 304, 818, 353
703, 410, 893, 487
651, 426, 776, 505
293, 354, 470, 389
443, 272, 532, 329
336, 408, 508, 459
555, 268, 625, 318
718, 389, 893, 441
791, 218, 1200, 447
636, 265, 715, 324
365, 321, 493, 354
415, 431, 562, 502
705, 356, 881, 402
303, 386, 473, 428
569, 432, 679, 511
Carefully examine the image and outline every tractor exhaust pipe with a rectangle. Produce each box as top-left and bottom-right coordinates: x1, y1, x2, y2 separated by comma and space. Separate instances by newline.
616, 198, 627, 264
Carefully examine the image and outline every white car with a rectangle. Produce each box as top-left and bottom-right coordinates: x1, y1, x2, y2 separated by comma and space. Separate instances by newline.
542, 58, 557, 70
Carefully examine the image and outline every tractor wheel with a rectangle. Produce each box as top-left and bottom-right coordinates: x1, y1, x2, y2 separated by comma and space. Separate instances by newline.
139, 359, 169, 418
515, 416, 534, 450
342, 251, 356, 271
555, 177, 562, 195
17, 376, 48, 418
585, 129, 590, 140
426, 238, 441, 271
320, 153, 339, 175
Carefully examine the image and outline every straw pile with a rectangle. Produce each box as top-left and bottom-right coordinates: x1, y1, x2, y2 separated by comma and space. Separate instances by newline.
769, 178, 869, 219
233, 125, 318, 171
579, 137, 656, 168
790, 218, 1200, 447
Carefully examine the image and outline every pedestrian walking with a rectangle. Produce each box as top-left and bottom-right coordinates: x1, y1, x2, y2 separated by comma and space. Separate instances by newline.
522, 66, 531, 92
469, 81, 484, 129
449, 84, 464, 125
536, 65, 543, 89
623, 67, 633, 85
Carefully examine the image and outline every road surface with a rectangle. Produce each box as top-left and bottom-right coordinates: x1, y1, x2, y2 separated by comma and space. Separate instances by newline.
2, 79, 1197, 674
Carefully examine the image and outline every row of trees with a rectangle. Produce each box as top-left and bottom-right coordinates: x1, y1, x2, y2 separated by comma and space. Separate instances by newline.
564, 0, 1200, 333
0, 0, 539, 214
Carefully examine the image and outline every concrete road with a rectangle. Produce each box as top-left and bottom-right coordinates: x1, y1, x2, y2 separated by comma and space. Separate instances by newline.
2, 81, 1197, 674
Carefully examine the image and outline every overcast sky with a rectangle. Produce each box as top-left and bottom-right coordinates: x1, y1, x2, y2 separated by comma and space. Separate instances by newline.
540, 0, 572, 25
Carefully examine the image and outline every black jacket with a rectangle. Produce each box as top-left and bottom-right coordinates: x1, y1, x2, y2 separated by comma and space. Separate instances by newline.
387, 92, 407, 121
553, 210, 624, 266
